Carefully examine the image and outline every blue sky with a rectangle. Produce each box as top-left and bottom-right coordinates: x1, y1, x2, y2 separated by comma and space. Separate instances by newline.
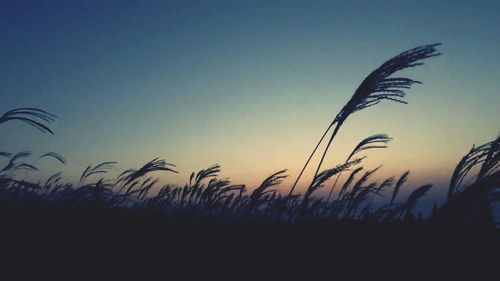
0, 0, 499, 197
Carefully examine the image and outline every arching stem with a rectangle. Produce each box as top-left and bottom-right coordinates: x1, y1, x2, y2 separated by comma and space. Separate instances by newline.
287, 121, 336, 198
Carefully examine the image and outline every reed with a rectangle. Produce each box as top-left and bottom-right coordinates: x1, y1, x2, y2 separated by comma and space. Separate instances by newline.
1, 44, 498, 227
288, 44, 441, 198
326, 134, 392, 201
0, 107, 56, 134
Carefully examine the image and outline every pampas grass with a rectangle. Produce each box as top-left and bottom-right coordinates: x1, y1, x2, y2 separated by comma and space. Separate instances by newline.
326, 134, 392, 201
0, 107, 56, 134
289, 44, 441, 197
1, 43, 498, 227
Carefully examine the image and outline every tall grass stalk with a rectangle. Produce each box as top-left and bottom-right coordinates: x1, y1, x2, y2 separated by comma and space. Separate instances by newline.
288, 44, 441, 198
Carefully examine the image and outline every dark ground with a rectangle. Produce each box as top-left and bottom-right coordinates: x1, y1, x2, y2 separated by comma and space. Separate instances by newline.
0, 204, 498, 279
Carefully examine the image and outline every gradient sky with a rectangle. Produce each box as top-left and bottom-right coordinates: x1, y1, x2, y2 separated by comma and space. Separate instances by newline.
1, 0, 499, 199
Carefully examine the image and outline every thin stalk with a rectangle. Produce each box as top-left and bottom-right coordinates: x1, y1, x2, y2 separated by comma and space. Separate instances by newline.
309, 121, 343, 190
326, 164, 343, 202
326, 146, 354, 202
287, 120, 336, 198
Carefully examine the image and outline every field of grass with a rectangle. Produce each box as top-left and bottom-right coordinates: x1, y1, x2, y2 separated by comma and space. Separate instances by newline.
0, 44, 499, 273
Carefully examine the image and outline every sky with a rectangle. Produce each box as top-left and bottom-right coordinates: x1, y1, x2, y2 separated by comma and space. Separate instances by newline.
0, 0, 499, 199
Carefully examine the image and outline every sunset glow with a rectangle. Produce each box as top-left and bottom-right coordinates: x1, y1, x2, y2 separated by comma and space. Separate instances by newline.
1, 0, 498, 197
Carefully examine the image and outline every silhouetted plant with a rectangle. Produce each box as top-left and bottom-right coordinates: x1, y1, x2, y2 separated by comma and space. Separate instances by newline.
249, 169, 287, 215
391, 170, 410, 205
289, 44, 441, 198
326, 134, 392, 201
0, 107, 56, 134
39, 152, 67, 165
0, 151, 32, 173
402, 184, 433, 216
79, 161, 117, 186
0, 152, 12, 158
434, 135, 500, 225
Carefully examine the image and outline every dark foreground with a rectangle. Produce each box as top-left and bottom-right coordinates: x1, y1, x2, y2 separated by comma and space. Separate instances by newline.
1, 204, 498, 278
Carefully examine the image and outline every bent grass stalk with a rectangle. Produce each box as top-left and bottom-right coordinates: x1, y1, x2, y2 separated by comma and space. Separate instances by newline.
288, 44, 441, 200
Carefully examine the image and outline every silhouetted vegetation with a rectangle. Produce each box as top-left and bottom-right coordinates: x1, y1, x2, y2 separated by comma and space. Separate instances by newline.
1, 44, 499, 276
0, 44, 498, 233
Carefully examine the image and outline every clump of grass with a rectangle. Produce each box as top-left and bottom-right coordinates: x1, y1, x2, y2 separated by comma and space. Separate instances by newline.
0, 151, 32, 173
434, 135, 500, 225
249, 169, 287, 214
0, 152, 438, 224
118, 158, 178, 186
326, 134, 392, 201
289, 44, 441, 197
0, 142, 495, 226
